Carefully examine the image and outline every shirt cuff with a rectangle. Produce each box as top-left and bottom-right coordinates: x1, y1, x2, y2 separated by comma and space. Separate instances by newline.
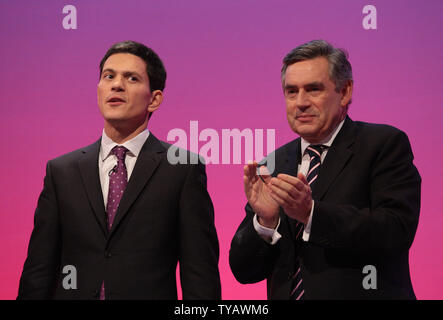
302, 200, 314, 242
253, 214, 282, 245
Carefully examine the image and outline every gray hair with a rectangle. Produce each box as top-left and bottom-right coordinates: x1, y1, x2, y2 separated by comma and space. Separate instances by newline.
281, 40, 353, 92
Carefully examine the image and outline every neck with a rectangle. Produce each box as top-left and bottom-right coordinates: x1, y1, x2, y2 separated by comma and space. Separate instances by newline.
104, 119, 148, 144
304, 115, 346, 145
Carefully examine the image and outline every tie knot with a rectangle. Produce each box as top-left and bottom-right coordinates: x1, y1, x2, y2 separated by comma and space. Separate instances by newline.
306, 144, 326, 158
111, 146, 128, 161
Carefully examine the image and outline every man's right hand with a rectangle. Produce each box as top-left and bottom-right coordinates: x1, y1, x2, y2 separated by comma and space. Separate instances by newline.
243, 162, 280, 229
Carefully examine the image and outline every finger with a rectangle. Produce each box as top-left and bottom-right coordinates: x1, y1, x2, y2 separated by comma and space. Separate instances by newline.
271, 176, 304, 200
267, 186, 297, 213
243, 174, 252, 185
243, 164, 251, 177
267, 186, 286, 207
276, 173, 306, 192
297, 172, 309, 185
269, 176, 295, 194
244, 162, 257, 178
257, 165, 271, 184
244, 166, 258, 185
268, 182, 295, 205
296, 173, 312, 198
268, 184, 311, 219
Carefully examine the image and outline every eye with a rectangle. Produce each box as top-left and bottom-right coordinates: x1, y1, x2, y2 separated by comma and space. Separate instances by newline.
128, 76, 138, 82
103, 74, 113, 80
285, 88, 297, 97
307, 84, 324, 94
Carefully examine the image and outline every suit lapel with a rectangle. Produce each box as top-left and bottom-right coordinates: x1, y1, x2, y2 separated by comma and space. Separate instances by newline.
280, 139, 301, 177
78, 139, 108, 236
108, 133, 165, 237
312, 116, 356, 200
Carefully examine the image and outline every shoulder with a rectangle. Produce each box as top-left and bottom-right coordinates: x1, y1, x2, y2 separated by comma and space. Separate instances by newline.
155, 139, 209, 189
345, 120, 416, 165
351, 120, 411, 146
47, 140, 100, 168
354, 120, 405, 136
158, 139, 206, 167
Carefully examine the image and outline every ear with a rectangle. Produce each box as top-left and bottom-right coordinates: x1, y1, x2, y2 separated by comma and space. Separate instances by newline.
147, 90, 163, 113
340, 80, 353, 107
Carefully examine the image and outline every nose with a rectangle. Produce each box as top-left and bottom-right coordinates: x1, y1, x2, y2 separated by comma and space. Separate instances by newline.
295, 90, 310, 110
111, 75, 125, 92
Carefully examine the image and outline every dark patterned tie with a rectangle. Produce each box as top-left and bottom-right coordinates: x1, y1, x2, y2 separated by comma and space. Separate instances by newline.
291, 144, 326, 300
105, 146, 129, 230
100, 145, 129, 300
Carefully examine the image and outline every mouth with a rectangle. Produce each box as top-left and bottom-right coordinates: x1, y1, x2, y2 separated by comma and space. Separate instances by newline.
296, 114, 316, 122
107, 96, 126, 106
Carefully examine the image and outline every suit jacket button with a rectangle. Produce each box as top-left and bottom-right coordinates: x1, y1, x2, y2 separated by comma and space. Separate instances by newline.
105, 251, 112, 258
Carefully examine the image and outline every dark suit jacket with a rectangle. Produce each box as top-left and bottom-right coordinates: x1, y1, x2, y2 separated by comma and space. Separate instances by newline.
229, 117, 421, 299
18, 133, 221, 299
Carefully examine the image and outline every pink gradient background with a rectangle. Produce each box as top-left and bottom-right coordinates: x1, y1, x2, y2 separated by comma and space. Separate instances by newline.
1, 0, 442, 299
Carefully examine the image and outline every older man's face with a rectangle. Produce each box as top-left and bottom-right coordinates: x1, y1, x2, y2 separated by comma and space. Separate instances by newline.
283, 57, 352, 143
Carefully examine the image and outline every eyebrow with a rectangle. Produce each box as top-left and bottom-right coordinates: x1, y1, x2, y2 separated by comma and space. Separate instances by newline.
305, 82, 325, 89
284, 84, 297, 90
101, 68, 143, 79
284, 81, 325, 90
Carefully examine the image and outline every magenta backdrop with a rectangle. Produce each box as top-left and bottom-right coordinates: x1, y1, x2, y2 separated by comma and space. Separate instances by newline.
1, 0, 442, 299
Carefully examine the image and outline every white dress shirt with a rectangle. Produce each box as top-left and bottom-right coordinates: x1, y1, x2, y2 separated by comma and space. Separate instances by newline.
98, 129, 150, 208
254, 119, 345, 244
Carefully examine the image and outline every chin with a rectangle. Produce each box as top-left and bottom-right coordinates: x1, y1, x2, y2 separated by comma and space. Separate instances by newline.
293, 123, 315, 134
102, 109, 127, 120
104, 116, 128, 124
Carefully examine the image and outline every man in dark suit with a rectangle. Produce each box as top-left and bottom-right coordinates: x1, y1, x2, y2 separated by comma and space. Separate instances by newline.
229, 40, 421, 299
18, 41, 221, 299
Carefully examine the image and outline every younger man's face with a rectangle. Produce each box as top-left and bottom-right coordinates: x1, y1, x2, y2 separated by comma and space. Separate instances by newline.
97, 53, 153, 129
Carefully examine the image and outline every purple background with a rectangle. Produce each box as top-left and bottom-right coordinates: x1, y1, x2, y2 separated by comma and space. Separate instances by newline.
1, 0, 442, 299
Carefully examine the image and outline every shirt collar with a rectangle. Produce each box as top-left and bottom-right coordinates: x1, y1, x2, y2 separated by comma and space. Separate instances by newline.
100, 129, 150, 161
300, 118, 345, 156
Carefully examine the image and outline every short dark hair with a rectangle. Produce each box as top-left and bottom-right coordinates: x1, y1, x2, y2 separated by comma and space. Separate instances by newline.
281, 40, 353, 92
99, 40, 167, 92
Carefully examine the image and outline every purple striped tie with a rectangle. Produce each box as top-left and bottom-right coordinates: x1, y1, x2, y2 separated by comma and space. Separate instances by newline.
100, 146, 128, 300
291, 144, 326, 300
